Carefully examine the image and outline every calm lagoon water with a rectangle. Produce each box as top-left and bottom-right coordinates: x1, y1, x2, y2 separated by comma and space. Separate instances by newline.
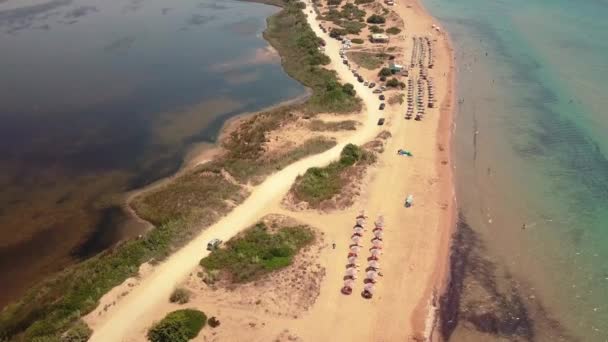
0, 0, 304, 307
422, 0, 608, 340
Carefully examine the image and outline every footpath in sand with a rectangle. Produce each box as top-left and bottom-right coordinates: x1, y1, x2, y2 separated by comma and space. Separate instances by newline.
86, 0, 455, 340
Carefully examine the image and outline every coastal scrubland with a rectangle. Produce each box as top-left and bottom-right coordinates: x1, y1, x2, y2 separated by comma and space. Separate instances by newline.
0, 0, 361, 340
289, 143, 375, 207
199, 222, 314, 283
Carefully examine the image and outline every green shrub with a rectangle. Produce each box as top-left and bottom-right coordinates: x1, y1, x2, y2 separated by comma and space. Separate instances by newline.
366, 14, 385, 24
327, 0, 342, 5
351, 38, 364, 44
342, 83, 356, 96
340, 20, 366, 34
355, 0, 374, 4
386, 27, 401, 34
340, 3, 366, 20
200, 223, 314, 283
378, 67, 392, 77
169, 288, 191, 304
369, 25, 384, 33
63, 320, 92, 342
386, 78, 400, 87
147, 309, 206, 342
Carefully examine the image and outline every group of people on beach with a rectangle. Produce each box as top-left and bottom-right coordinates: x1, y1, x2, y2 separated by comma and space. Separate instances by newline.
341, 211, 385, 299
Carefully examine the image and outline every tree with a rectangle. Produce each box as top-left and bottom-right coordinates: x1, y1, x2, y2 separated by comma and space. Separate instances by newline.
342, 83, 356, 96
366, 14, 385, 24
386, 27, 401, 35
386, 78, 400, 88
369, 25, 384, 33
378, 67, 392, 77
328, 0, 342, 6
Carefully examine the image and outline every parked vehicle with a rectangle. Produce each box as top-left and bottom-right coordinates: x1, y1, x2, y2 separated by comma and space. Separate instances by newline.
357, 76, 364, 83
373, 89, 382, 94
379, 95, 385, 100
377, 118, 385, 125
207, 238, 223, 251
364, 81, 369, 86
369, 82, 376, 88
379, 103, 385, 110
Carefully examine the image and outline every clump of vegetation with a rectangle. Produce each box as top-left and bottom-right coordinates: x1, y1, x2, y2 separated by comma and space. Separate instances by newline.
200, 222, 314, 283
388, 93, 405, 105
327, 0, 342, 5
355, 0, 374, 4
366, 14, 386, 24
386, 77, 403, 88
386, 26, 401, 34
351, 38, 364, 44
378, 67, 393, 77
147, 309, 207, 342
340, 20, 366, 34
291, 144, 374, 205
169, 287, 192, 304
340, 3, 366, 20
369, 25, 384, 33
347, 51, 384, 69
309, 119, 358, 131
63, 320, 92, 342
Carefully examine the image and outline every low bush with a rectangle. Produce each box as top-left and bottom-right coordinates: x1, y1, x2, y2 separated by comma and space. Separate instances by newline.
386, 26, 401, 34
63, 320, 92, 342
366, 14, 386, 24
147, 309, 206, 342
351, 38, 364, 44
355, 0, 374, 4
169, 287, 191, 304
369, 25, 384, 33
378, 67, 392, 77
327, 0, 342, 5
386, 77, 400, 88
340, 3, 365, 20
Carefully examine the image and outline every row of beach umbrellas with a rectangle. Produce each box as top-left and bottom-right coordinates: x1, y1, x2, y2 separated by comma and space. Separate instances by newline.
341, 212, 385, 299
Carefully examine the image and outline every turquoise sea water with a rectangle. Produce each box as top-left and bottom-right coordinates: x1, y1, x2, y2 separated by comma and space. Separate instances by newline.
422, 0, 608, 340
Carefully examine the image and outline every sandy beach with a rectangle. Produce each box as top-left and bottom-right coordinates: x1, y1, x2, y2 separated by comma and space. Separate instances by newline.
84, 0, 456, 340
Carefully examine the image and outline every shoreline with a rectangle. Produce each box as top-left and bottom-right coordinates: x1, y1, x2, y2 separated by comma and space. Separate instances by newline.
122, 88, 313, 230
414, 0, 459, 340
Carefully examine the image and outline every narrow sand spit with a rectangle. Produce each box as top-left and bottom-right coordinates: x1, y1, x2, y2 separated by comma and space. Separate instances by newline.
86, 0, 455, 340
86, 3, 381, 341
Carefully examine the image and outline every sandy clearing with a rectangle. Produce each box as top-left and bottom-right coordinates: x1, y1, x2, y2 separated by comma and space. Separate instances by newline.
86, 2, 383, 341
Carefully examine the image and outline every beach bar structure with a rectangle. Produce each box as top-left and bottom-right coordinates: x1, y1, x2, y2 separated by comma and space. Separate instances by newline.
371, 34, 389, 43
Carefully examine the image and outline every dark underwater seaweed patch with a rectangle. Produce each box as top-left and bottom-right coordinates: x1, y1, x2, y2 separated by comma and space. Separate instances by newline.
438, 214, 579, 341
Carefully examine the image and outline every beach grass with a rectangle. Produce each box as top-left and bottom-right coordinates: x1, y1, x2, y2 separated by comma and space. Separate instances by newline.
200, 222, 314, 283
0, 0, 358, 340
147, 309, 206, 342
309, 119, 358, 131
346, 51, 385, 70
291, 144, 374, 205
